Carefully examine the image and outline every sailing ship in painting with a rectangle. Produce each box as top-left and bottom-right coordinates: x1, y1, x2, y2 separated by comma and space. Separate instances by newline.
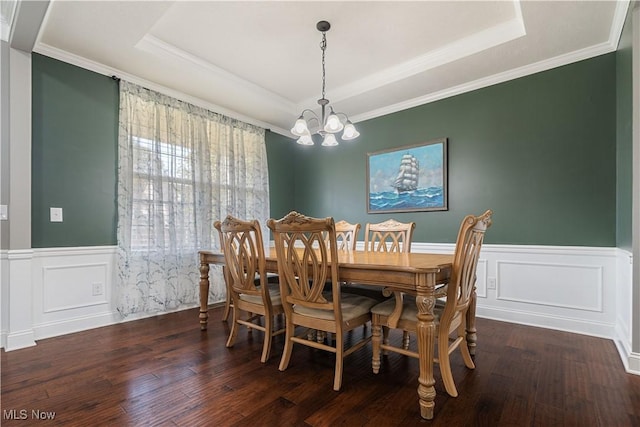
367, 140, 447, 213
392, 154, 419, 194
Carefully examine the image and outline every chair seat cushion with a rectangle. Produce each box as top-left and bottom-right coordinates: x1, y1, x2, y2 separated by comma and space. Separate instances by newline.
294, 293, 378, 321
239, 283, 281, 306
371, 295, 445, 323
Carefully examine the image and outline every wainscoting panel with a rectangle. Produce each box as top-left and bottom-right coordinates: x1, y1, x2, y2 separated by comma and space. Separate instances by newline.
496, 260, 603, 312
42, 263, 109, 312
1, 250, 8, 349
31, 246, 117, 340
613, 248, 637, 374
475, 259, 488, 299
412, 243, 619, 339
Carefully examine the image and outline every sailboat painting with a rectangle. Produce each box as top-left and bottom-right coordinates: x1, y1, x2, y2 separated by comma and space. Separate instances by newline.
367, 138, 447, 213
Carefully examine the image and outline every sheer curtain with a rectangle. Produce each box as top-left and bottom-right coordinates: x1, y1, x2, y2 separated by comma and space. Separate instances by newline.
116, 81, 269, 316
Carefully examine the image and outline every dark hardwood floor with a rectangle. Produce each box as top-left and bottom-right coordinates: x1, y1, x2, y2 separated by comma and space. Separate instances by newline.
2, 306, 640, 426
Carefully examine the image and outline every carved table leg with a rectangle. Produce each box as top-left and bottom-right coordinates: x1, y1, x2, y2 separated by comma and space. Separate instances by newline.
466, 286, 477, 356
416, 275, 436, 420
199, 255, 210, 331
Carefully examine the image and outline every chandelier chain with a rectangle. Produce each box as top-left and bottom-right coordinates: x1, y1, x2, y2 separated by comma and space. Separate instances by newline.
320, 32, 327, 100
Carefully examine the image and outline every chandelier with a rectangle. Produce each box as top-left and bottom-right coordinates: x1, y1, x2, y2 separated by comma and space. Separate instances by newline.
291, 21, 360, 146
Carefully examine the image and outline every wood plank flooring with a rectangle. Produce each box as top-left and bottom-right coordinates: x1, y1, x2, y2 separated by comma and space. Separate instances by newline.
2, 306, 640, 426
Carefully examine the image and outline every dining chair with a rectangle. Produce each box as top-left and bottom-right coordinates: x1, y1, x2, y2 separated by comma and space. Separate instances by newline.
370, 210, 493, 397
344, 218, 417, 346
267, 211, 378, 391
214, 215, 285, 363
362, 218, 416, 348
327, 219, 361, 251
364, 218, 415, 253
319, 219, 361, 342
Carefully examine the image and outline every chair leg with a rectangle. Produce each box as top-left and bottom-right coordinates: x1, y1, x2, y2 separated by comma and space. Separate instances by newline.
333, 331, 344, 391
247, 312, 253, 334
466, 289, 478, 356
279, 317, 295, 372
226, 307, 240, 348
221, 267, 232, 322
222, 294, 232, 322
372, 320, 382, 374
382, 325, 390, 355
458, 323, 475, 369
438, 332, 458, 397
260, 315, 273, 363
402, 330, 410, 349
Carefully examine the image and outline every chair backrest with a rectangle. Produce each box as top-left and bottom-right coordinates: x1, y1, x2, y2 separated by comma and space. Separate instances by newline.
331, 220, 361, 251
444, 210, 493, 317
364, 219, 415, 253
267, 211, 341, 318
214, 215, 269, 302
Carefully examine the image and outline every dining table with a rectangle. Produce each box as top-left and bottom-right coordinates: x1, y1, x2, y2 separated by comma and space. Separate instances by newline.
198, 248, 477, 420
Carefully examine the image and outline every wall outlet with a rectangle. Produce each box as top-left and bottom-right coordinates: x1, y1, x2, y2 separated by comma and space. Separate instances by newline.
50, 207, 63, 222
487, 277, 496, 290
92, 282, 103, 296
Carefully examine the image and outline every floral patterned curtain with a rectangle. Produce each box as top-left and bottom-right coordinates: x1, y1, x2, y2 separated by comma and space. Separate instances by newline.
116, 81, 269, 316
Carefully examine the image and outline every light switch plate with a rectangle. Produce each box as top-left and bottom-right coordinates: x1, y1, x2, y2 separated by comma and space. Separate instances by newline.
0, 205, 7, 221
50, 207, 63, 222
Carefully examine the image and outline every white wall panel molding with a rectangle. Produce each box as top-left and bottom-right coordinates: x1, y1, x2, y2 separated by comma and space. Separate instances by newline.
496, 260, 603, 312
42, 263, 109, 313
475, 259, 488, 299
34, 245, 117, 257
628, 352, 640, 375
0, 250, 7, 349
477, 305, 615, 339
614, 248, 635, 374
31, 246, 117, 341
4, 242, 630, 373
412, 243, 618, 340
5, 249, 35, 350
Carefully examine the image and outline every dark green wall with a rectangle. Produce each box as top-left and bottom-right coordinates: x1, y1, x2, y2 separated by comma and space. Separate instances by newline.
31, 51, 621, 248
616, 9, 633, 251
32, 54, 118, 247
265, 130, 296, 219
285, 54, 618, 246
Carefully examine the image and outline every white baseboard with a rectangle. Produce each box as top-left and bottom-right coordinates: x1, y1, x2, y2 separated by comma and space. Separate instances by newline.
477, 305, 614, 339
628, 352, 640, 375
5, 329, 36, 351
33, 311, 117, 341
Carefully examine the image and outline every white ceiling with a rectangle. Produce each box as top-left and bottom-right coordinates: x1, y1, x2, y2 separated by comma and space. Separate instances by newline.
8, 1, 632, 137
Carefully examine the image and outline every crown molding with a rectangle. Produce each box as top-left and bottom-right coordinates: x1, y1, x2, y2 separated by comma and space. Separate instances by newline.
30, 0, 628, 140
610, 0, 631, 48
33, 42, 289, 136
352, 0, 628, 124
135, 34, 297, 116
297, 0, 526, 111
0, 0, 17, 42
352, 39, 617, 125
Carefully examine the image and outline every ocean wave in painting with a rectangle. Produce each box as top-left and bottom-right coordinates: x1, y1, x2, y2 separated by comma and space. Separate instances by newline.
369, 186, 444, 212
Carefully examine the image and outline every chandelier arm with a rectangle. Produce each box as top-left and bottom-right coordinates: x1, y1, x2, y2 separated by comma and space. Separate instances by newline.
299, 109, 321, 133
